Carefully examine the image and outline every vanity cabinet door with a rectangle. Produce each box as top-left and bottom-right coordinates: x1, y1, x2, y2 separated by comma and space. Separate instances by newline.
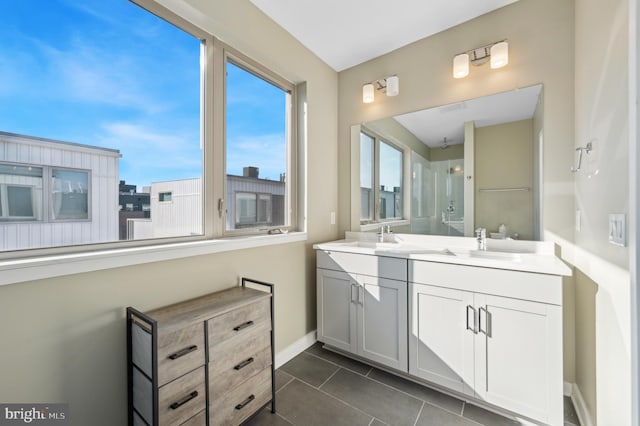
357, 275, 408, 372
409, 283, 474, 394
317, 268, 358, 354
474, 294, 563, 426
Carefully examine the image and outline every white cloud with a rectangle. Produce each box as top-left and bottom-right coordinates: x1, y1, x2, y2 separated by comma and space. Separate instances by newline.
226, 133, 286, 180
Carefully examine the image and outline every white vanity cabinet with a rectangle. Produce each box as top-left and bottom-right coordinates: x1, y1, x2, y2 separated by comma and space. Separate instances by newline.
317, 250, 408, 372
409, 260, 563, 426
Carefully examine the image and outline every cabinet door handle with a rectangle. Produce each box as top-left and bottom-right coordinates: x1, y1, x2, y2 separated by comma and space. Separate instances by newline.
350, 283, 357, 303
358, 285, 364, 305
235, 394, 255, 410
478, 307, 491, 337
168, 345, 198, 360
169, 391, 198, 410
466, 305, 477, 334
233, 320, 254, 331
233, 357, 254, 370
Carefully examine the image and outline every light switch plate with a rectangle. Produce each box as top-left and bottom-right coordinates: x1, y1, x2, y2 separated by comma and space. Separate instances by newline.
608, 213, 626, 246
330, 211, 336, 225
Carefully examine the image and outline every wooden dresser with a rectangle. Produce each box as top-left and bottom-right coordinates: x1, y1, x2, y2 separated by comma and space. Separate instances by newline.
126, 278, 275, 426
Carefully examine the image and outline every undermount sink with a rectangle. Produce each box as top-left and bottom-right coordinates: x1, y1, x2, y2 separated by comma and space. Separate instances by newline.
468, 249, 523, 261
337, 241, 454, 255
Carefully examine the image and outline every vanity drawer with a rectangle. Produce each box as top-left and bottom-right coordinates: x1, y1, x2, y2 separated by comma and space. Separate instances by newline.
317, 250, 407, 281
210, 345, 272, 397
157, 322, 205, 386
209, 368, 272, 426
207, 298, 271, 345
158, 366, 206, 426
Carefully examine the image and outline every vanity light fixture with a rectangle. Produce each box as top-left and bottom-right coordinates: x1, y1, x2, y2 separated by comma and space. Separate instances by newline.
362, 75, 399, 103
453, 40, 508, 79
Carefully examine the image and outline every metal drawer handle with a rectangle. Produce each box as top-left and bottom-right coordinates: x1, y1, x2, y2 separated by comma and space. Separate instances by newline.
466, 305, 477, 334
235, 394, 255, 410
233, 320, 254, 331
169, 391, 198, 410
168, 345, 198, 360
233, 357, 255, 370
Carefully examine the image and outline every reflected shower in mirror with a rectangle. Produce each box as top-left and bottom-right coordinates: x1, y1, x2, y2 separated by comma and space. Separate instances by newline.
357, 84, 543, 240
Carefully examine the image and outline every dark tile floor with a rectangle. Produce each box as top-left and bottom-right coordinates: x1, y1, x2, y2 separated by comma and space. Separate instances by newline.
246, 342, 581, 426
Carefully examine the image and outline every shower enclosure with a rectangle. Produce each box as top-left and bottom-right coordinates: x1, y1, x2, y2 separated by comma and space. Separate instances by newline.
411, 152, 464, 236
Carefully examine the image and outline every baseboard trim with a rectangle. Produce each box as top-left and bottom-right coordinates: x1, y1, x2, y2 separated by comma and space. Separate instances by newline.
564, 382, 595, 426
275, 330, 317, 368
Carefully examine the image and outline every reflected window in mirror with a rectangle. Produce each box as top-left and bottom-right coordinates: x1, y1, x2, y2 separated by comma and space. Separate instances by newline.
379, 141, 403, 220
359, 130, 404, 224
360, 132, 374, 222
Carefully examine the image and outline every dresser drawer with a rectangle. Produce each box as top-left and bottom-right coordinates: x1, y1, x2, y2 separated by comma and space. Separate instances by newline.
180, 410, 206, 426
210, 345, 272, 397
159, 366, 206, 426
158, 322, 205, 386
207, 298, 271, 345
209, 368, 272, 426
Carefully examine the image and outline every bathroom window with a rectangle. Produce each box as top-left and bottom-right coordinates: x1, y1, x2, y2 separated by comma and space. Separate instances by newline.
360, 131, 404, 224
224, 52, 296, 234
0, 0, 300, 258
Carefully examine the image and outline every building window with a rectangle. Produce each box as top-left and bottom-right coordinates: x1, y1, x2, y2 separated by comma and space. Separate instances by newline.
224, 53, 295, 233
51, 168, 89, 221
159, 192, 172, 203
360, 131, 404, 224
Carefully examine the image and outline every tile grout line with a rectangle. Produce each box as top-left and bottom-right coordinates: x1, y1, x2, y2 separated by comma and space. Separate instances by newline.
304, 349, 372, 377
297, 351, 468, 419
412, 401, 425, 426
275, 374, 296, 395
317, 366, 341, 389
293, 376, 384, 424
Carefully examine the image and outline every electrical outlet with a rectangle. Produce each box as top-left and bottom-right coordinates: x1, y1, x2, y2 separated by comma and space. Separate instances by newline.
330, 211, 336, 225
608, 213, 626, 246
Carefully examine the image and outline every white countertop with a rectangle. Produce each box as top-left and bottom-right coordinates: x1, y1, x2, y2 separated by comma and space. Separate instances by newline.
313, 233, 572, 277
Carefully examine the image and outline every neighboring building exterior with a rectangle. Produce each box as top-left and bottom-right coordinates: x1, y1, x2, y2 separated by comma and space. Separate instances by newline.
127, 178, 202, 239
118, 180, 150, 240
0, 131, 121, 251
226, 167, 285, 230
128, 167, 285, 239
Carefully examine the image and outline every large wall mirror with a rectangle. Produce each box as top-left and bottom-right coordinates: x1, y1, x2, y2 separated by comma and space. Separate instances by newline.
351, 84, 543, 241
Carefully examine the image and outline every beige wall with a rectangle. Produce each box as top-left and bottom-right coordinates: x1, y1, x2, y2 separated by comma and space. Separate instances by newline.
474, 119, 534, 240
0, 1, 339, 425
338, 0, 576, 385
430, 144, 464, 162
574, 0, 631, 423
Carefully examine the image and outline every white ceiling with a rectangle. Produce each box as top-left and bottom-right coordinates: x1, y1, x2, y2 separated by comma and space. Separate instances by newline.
249, 0, 519, 71
391, 84, 542, 148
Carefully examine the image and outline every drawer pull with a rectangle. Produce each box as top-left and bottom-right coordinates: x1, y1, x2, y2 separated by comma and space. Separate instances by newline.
233, 320, 254, 332
169, 391, 198, 410
235, 394, 255, 410
233, 357, 255, 370
168, 345, 198, 360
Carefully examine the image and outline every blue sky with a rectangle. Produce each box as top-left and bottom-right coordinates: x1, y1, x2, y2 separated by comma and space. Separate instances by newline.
0, 0, 286, 188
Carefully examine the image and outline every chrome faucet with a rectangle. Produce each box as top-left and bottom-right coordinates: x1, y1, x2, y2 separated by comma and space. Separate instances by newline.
475, 227, 487, 251
378, 224, 392, 242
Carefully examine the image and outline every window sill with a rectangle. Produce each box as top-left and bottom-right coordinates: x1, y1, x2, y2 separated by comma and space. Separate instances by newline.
0, 232, 307, 287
